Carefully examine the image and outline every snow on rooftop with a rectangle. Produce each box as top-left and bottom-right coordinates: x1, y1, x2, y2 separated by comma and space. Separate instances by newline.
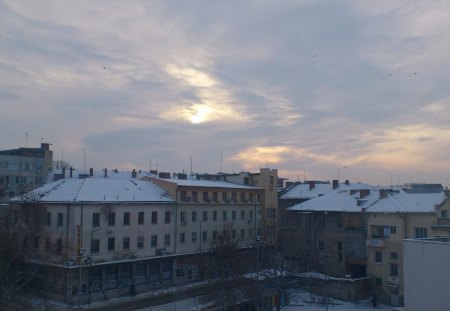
16, 174, 173, 203
149, 177, 262, 190
281, 182, 372, 199
367, 190, 445, 213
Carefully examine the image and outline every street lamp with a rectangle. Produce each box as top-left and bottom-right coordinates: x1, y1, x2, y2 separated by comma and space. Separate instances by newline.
88, 225, 102, 304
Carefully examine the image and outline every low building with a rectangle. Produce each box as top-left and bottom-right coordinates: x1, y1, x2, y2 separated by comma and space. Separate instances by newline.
403, 237, 450, 311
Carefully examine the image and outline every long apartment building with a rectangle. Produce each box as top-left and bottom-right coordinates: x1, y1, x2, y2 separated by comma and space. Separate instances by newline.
11, 169, 263, 305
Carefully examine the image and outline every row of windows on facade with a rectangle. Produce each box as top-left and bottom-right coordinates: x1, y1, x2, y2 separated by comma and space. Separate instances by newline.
371, 225, 428, 239
180, 191, 261, 203
27, 230, 257, 254
47, 209, 255, 228
0, 161, 43, 172
0, 175, 42, 185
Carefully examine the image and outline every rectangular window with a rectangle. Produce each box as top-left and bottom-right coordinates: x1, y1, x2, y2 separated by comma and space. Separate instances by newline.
91, 239, 100, 253
57, 212, 63, 227
249, 193, 254, 202
390, 226, 397, 234
337, 241, 343, 262
318, 216, 325, 229
137, 236, 144, 249
191, 232, 197, 242
181, 191, 187, 201
241, 210, 245, 220
213, 231, 217, 240
232, 193, 237, 203
318, 240, 325, 251
390, 263, 399, 276
108, 237, 115, 251
249, 210, 253, 220
202, 231, 207, 241
165, 211, 171, 224
202, 211, 207, 221
415, 227, 428, 238
232, 210, 236, 220
192, 191, 198, 202
93, 213, 100, 227
212, 192, 218, 202
375, 277, 382, 286
213, 211, 217, 221
123, 237, 130, 250
375, 251, 382, 263
240, 193, 245, 202
241, 229, 245, 239
180, 233, 185, 244
164, 234, 170, 247
47, 212, 51, 226
138, 212, 145, 225
222, 192, 228, 202
203, 192, 209, 202
441, 210, 448, 218
151, 235, 157, 248
56, 238, 62, 253
249, 228, 254, 238
232, 230, 236, 239
223, 211, 227, 220
124, 212, 130, 225
108, 213, 116, 226
151, 211, 158, 224
257, 193, 261, 202
192, 211, 197, 222
390, 252, 398, 260
181, 211, 186, 222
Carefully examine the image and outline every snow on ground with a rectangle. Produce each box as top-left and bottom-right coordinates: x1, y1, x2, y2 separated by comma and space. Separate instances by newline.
282, 290, 392, 311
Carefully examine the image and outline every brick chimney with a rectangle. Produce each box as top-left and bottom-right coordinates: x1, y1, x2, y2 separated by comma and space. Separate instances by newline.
104, 168, 107, 178
309, 181, 315, 190
70, 167, 74, 178
89, 168, 93, 176
345, 179, 349, 185
333, 179, 339, 190
132, 169, 137, 178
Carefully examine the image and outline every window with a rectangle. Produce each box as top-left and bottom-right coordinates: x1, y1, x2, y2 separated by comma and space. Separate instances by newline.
151, 235, 157, 248
93, 213, 100, 227
151, 211, 158, 224
138, 212, 145, 225
375, 277, 382, 286
123, 237, 130, 250
164, 234, 170, 247
108, 213, 116, 226
415, 227, 427, 238
241, 229, 245, 239
232, 230, 236, 239
180, 233, 185, 244
181, 191, 187, 201
257, 193, 261, 202
318, 216, 325, 229
124, 212, 130, 225
181, 211, 186, 222
240, 193, 245, 202
337, 241, 343, 262
47, 212, 51, 226
249, 228, 254, 238
390, 226, 397, 234
108, 237, 115, 251
191, 232, 197, 242
137, 236, 144, 249
212, 192, 218, 202
192, 211, 197, 222
375, 251, 382, 263
318, 240, 325, 251
241, 210, 245, 220
337, 216, 342, 228
202, 211, 207, 221
56, 239, 62, 253
223, 211, 227, 220
91, 239, 100, 253
222, 192, 228, 202
390, 252, 398, 260
213, 231, 217, 240
213, 211, 217, 221
249, 193, 254, 202
165, 211, 171, 224
441, 210, 448, 218
202, 231, 207, 241
232, 210, 236, 220
57, 212, 63, 226
231, 193, 237, 203
192, 191, 198, 202
390, 263, 399, 276
249, 210, 253, 220
203, 192, 209, 202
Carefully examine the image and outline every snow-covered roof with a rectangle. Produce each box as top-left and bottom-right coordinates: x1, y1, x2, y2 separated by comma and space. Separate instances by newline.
289, 186, 380, 212
367, 190, 445, 213
15, 176, 174, 203
148, 177, 262, 190
280, 182, 372, 199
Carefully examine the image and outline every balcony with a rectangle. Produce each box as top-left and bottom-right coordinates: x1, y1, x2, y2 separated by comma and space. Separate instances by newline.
366, 238, 386, 248
432, 218, 450, 228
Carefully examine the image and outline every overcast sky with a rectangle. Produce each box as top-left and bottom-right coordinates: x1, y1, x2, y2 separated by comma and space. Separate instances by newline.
1, 0, 450, 187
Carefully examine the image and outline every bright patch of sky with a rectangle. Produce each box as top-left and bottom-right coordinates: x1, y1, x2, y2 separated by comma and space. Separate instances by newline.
1, 0, 450, 187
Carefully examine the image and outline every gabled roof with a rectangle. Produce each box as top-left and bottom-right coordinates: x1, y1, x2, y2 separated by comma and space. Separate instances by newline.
367, 190, 445, 213
281, 182, 372, 200
14, 176, 174, 203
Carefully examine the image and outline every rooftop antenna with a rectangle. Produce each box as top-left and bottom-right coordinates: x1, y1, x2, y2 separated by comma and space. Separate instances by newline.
25, 125, 29, 147
149, 156, 151, 172
61, 148, 64, 163
83, 146, 87, 174
303, 170, 306, 182
233, 160, 235, 173
190, 155, 193, 174
220, 152, 223, 172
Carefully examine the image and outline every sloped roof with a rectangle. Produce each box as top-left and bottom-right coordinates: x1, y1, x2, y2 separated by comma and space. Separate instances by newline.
147, 177, 262, 190
368, 190, 445, 213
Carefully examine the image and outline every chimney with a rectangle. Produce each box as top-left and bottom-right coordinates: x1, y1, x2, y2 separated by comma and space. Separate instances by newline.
380, 189, 388, 199
62, 167, 66, 179
41, 143, 50, 149
150, 170, 158, 176
309, 181, 316, 190
345, 180, 349, 186
158, 172, 171, 179
104, 168, 107, 178
360, 189, 370, 198
89, 168, 94, 176
131, 169, 137, 178
70, 167, 74, 178
333, 179, 339, 190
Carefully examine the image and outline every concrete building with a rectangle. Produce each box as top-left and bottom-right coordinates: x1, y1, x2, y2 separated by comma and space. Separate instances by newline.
12, 169, 263, 305
0, 143, 53, 202
403, 237, 450, 311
